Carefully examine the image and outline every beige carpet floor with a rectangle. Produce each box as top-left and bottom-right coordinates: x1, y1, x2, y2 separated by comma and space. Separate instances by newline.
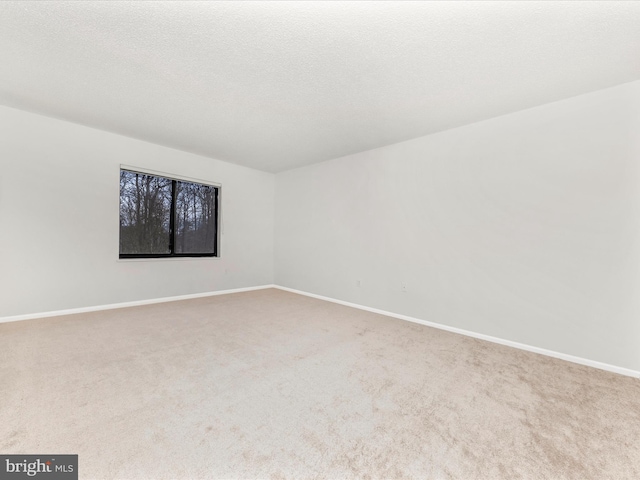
1, 288, 639, 479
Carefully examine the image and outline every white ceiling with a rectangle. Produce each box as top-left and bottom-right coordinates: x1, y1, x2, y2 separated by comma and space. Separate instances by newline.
1, 1, 639, 173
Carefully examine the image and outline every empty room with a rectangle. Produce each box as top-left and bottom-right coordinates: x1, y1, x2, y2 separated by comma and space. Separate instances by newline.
1, 1, 640, 479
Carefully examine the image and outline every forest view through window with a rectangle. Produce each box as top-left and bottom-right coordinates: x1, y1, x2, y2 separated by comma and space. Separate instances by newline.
119, 169, 219, 258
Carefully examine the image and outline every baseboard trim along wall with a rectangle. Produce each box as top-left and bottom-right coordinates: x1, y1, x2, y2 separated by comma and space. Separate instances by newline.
3, 283, 638, 379
0, 285, 276, 324
274, 285, 640, 379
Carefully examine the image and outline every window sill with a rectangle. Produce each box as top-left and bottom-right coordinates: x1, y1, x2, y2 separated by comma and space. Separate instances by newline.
117, 256, 220, 263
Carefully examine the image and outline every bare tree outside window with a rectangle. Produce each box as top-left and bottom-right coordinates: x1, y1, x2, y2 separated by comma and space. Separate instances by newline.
175, 181, 217, 254
119, 169, 219, 258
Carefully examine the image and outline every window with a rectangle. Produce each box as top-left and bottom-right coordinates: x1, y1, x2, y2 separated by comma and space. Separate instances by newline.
119, 168, 219, 258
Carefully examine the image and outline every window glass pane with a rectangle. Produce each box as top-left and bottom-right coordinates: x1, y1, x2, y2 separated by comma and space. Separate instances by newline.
174, 180, 216, 254
119, 170, 172, 255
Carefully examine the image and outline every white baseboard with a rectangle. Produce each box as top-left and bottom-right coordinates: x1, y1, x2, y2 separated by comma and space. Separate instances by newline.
0, 284, 276, 324
273, 285, 640, 379
3, 283, 638, 379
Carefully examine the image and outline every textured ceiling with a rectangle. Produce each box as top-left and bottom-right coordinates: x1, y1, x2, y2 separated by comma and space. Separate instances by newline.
1, 1, 639, 172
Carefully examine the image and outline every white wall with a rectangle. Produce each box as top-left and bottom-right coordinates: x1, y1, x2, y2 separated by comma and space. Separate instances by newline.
276, 80, 640, 372
0, 105, 274, 318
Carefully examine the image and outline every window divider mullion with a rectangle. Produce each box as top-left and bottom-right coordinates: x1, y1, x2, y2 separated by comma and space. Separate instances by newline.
169, 179, 177, 255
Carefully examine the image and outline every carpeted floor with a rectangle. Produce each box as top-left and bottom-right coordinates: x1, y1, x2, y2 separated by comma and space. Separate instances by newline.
1, 288, 639, 479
